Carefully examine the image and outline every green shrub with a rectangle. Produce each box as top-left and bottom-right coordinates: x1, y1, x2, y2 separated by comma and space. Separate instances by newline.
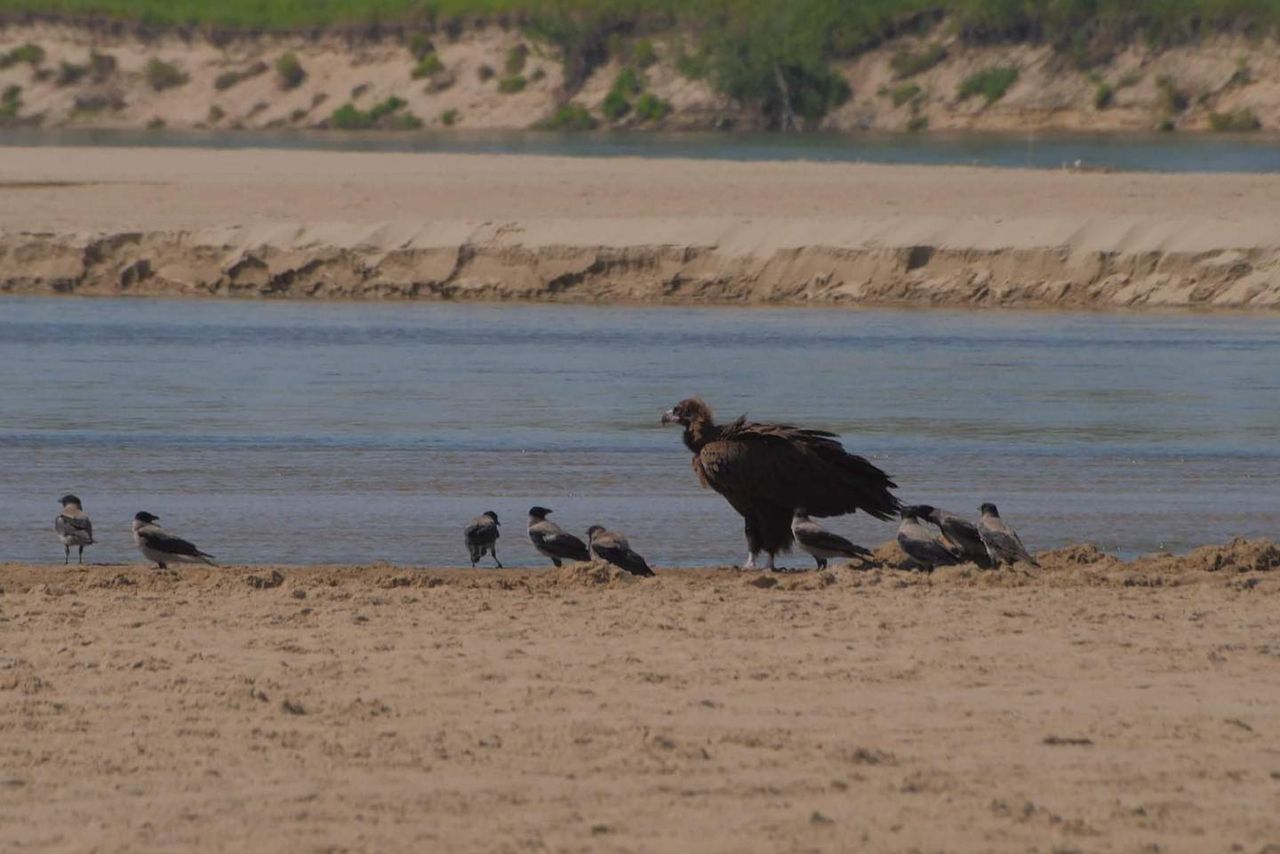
213, 60, 267, 91
530, 67, 546, 82
408, 33, 434, 60
5, 43, 44, 67
275, 52, 305, 90
1093, 81, 1113, 109
56, 61, 86, 86
601, 87, 630, 120
613, 66, 644, 97
675, 49, 709, 80
0, 85, 20, 120
1227, 58, 1252, 88
145, 57, 188, 91
1208, 107, 1261, 132
631, 39, 657, 68
207, 104, 225, 123
890, 43, 945, 79
386, 111, 423, 130
1155, 75, 1189, 113
332, 102, 373, 130
146, 116, 166, 129
633, 92, 671, 122
498, 74, 527, 93
368, 95, 407, 121
538, 103, 597, 130
411, 53, 444, 79
289, 107, 307, 122
477, 64, 495, 82
505, 43, 529, 75
957, 66, 1017, 105
906, 113, 929, 132
440, 107, 459, 126
88, 51, 116, 81
890, 82, 921, 108
1156, 117, 1176, 132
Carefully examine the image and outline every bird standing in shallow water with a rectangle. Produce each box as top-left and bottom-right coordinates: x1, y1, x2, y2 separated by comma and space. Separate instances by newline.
55, 494, 94, 565
464, 511, 502, 568
527, 506, 589, 567
791, 509, 872, 570
586, 525, 655, 576
978, 503, 1038, 567
661, 398, 899, 570
132, 512, 216, 569
896, 507, 961, 571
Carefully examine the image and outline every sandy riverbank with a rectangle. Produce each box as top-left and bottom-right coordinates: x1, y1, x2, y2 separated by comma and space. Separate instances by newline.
3, 145, 1280, 309
2, 539, 1278, 852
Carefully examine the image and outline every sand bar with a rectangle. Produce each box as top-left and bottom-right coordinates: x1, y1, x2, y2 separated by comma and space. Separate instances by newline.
2, 539, 1279, 852
3, 145, 1280, 308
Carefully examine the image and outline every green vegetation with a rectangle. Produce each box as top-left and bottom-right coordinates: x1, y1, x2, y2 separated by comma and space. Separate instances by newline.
538, 102, 596, 130
1155, 74, 1189, 113
906, 113, 928, 132
275, 52, 306, 90
1116, 70, 1142, 88
630, 39, 657, 68
214, 60, 267, 90
601, 65, 644, 121
1227, 57, 1252, 88
330, 94, 420, 129
411, 52, 444, 78
1208, 107, 1261, 131
440, 107, 459, 125
497, 74, 527, 93
0, 84, 20, 120
633, 91, 670, 122
207, 104, 225, 122
408, 32, 434, 60
890, 43, 945, 79
145, 57, 188, 91
505, 43, 529, 74
956, 65, 1017, 105
476, 63, 495, 82
890, 82, 921, 108
1093, 81, 1113, 109
0, 42, 44, 69
56, 60, 86, 86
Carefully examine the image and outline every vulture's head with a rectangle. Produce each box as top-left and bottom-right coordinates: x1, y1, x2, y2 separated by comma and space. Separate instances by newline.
528, 506, 553, 520
661, 397, 713, 428
483, 510, 500, 524
134, 511, 159, 524
979, 502, 999, 517
60, 494, 82, 508
585, 525, 605, 541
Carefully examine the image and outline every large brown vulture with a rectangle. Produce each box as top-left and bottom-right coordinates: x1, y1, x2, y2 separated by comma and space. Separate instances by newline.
661, 398, 899, 569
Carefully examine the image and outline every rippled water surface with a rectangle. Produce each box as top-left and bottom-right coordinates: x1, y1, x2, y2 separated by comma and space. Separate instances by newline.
2, 298, 1278, 566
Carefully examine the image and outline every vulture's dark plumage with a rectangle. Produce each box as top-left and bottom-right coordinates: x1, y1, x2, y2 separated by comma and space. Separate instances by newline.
662, 398, 899, 570
465, 511, 502, 568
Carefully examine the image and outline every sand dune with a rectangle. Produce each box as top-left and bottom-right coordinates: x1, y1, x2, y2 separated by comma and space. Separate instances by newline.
2, 539, 1278, 852
4, 146, 1280, 310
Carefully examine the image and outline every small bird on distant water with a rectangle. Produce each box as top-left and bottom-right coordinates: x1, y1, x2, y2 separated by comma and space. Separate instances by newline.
527, 506, 589, 567
132, 512, 216, 569
55, 494, 94, 565
977, 503, 1038, 567
586, 525, 655, 577
908, 504, 992, 568
896, 507, 961, 571
791, 508, 872, 570
464, 511, 502, 568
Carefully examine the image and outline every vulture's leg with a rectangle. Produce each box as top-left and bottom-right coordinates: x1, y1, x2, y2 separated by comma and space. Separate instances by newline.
762, 552, 776, 571
742, 515, 763, 569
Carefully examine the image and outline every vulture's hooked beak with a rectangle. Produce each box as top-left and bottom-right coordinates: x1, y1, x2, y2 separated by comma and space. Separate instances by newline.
661, 409, 680, 426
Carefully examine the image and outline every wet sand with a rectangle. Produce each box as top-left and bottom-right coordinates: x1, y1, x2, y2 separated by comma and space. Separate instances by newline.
3, 540, 1279, 852
4, 146, 1280, 308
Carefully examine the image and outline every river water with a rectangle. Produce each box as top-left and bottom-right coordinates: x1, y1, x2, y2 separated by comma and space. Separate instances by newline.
1, 297, 1277, 566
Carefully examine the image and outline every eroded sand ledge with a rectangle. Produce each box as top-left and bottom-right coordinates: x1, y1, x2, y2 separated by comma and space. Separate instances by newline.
4, 146, 1280, 309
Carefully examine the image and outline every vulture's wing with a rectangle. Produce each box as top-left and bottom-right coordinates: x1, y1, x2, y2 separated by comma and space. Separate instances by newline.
140, 529, 210, 558
699, 418, 898, 520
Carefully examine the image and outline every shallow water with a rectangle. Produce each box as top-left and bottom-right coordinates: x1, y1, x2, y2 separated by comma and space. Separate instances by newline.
2, 297, 1278, 566
4, 127, 1280, 173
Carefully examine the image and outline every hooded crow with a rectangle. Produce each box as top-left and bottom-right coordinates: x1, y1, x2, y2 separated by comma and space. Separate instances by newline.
896, 507, 961, 571
586, 525, 655, 577
908, 504, 992, 568
661, 397, 899, 570
978, 503, 1038, 567
464, 511, 502, 568
791, 508, 872, 570
527, 506, 589, 567
55, 494, 94, 565
132, 511, 216, 569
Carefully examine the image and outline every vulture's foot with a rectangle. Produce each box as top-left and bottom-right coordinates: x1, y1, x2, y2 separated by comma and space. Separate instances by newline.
742, 551, 759, 570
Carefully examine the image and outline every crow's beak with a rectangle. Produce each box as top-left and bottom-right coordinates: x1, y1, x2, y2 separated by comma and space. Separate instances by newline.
661, 409, 679, 425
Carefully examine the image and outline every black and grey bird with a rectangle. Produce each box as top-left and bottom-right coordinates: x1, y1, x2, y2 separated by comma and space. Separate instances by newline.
464, 511, 502, 568
527, 506, 589, 567
132, 511, 216, 569
586, 525, 655, 577
896, 506, 961, 571
908, 504, 992, 568
978, 503, 1038, 567
54, 494, 94, 565
790, 508, 872, 570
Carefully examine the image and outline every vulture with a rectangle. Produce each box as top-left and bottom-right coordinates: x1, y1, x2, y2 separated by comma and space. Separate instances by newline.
464, 511, 503, 568
790, 509, 872, 570
527, 506, 589, 567
132, 511, 216, 569
908, 504, 992, 568
978, 503, 1038, 567
661, 398, 899, 570
55, 494, 94, 565
896, 507, 961, 571
586, 525, 655, 577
